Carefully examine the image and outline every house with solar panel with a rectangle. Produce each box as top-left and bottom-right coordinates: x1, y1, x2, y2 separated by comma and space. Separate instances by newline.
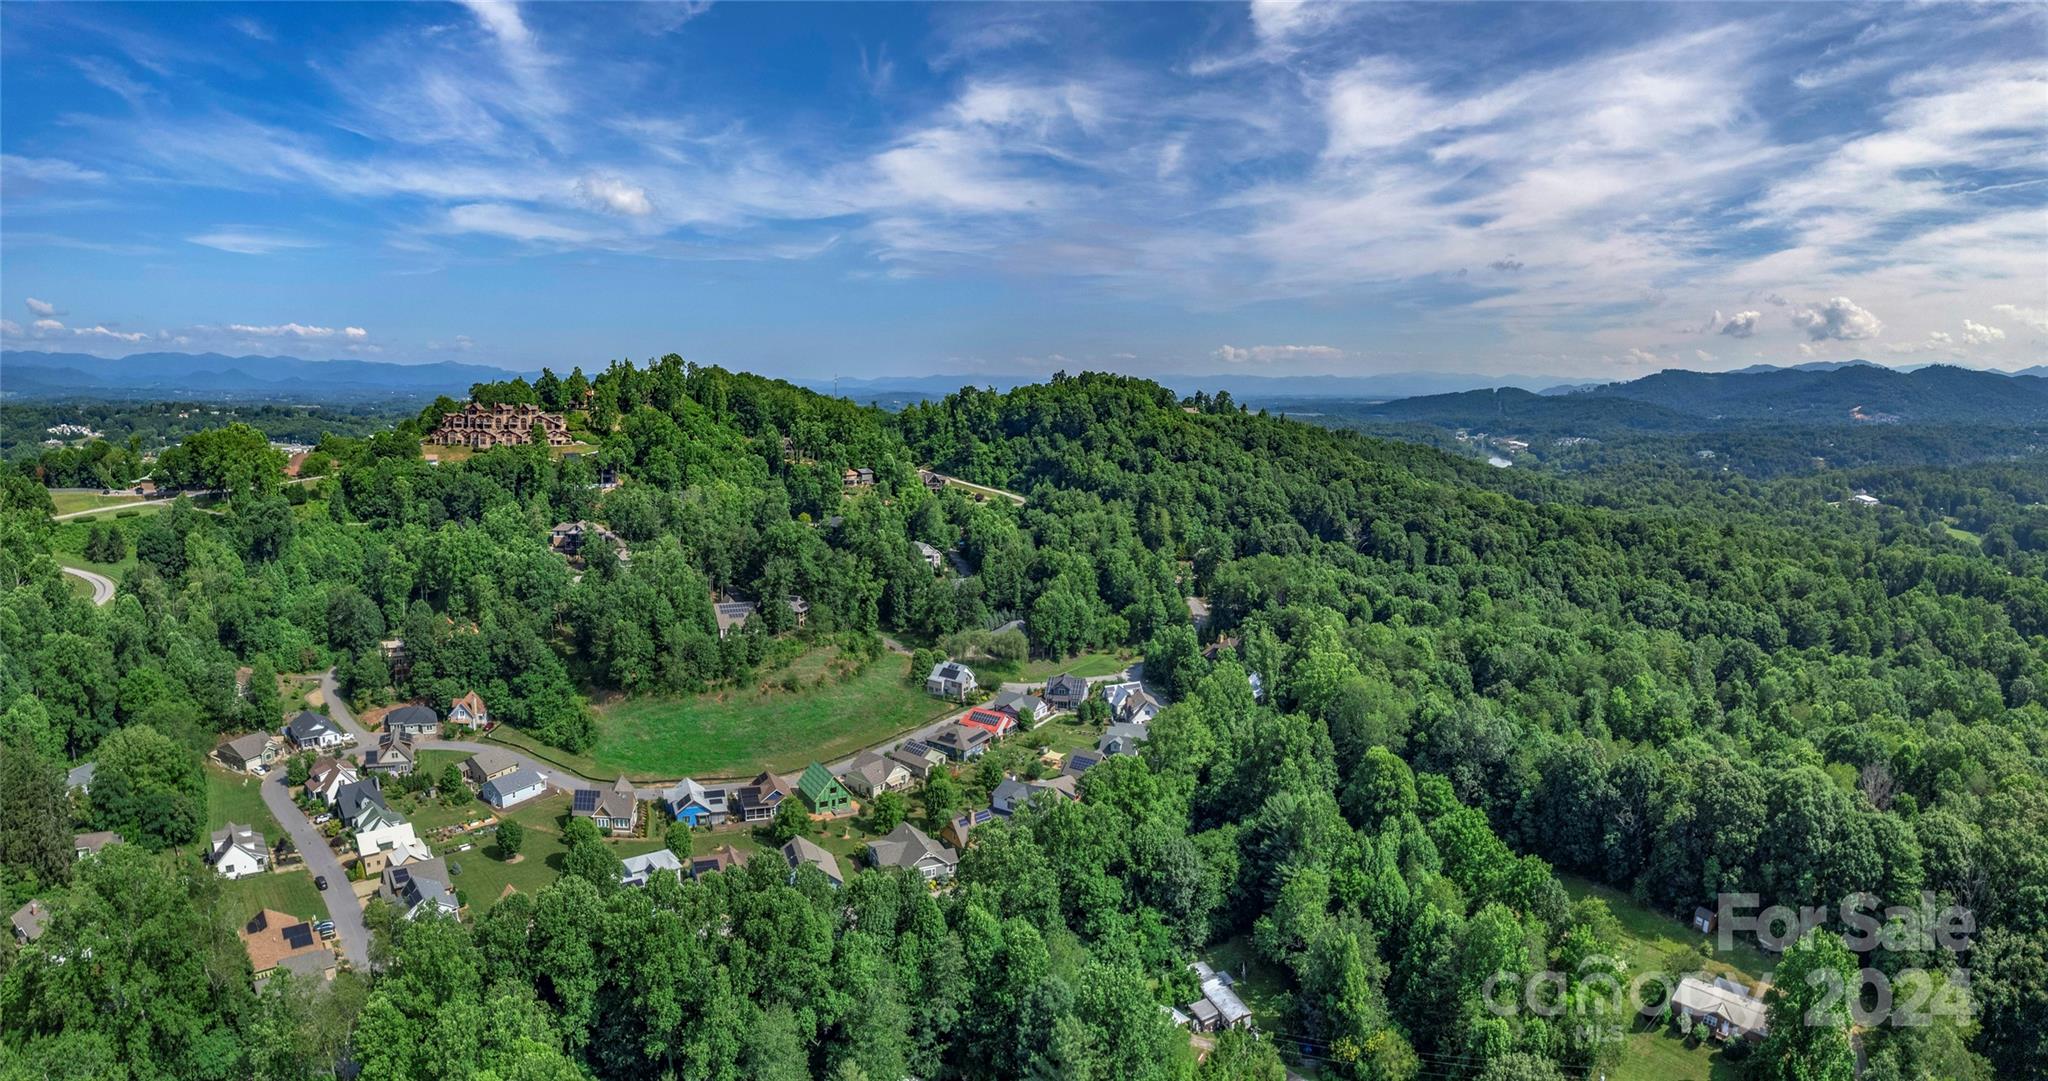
733, 771, 794, 823
662, 778, 729, 827
796, 763, 853, 816
240, 909, 336, 991
380, 857, 459, 921
572, 776, 640, 833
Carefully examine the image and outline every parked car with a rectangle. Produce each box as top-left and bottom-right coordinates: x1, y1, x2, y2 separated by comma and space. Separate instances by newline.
312, 813, 332, 825
316, 921, 336, 940
314, 875, 328, 891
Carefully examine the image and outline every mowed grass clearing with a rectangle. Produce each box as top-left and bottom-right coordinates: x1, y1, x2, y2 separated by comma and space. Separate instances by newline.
50, 490, 145, 515
440, 792, 666, 912
215, 867, 327, 924
588, 648, 958, 778
204, 763, 281, 837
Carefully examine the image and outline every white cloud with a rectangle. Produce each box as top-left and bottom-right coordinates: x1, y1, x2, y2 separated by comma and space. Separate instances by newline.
1695, 349, 1714, 363
1, 155, 106, 186
1791, 297, 1883, 341
1961, 319, 2005, 345
574, 175, 654, 217
1213, 343, 1343, 364
32, 318, 64, 332
228, 16, 274, 42
1991, 304, 2048, 333
1719, 310, 1761, 338
443, 202, 600, 244
187, 227, 320, 255
25, 298, 58, 318
345, 327, 369, 340
74, 325, 149, 343
225, 322, 355, 338
0, 320, 18, 336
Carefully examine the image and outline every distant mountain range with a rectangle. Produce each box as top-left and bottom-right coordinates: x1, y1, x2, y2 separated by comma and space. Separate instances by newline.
3, 349, 2042, 411
1345, 363, 2048, 429
0, 350, 527, 401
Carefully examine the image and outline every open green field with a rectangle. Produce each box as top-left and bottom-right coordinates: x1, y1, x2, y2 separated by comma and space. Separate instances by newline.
1610, 1025, 1745, 1081
438, 792, 667, 911
1941, 516, 1983, 545
50, 490, 146, 515
969, 651, 1132, 686
204, 764, 280, 837
214, 867, 327, 924
583, 648, 960, 779
1559, 874, 1773, 984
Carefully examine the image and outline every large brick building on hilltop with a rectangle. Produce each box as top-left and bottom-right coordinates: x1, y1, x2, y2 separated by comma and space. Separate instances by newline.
431, 402, 573, 449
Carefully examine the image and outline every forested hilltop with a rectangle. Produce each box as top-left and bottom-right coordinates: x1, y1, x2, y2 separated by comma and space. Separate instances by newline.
1, 360, 2043, 1080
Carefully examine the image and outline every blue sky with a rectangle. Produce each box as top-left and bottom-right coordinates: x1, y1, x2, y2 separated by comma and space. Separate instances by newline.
2, 1, 2044, 380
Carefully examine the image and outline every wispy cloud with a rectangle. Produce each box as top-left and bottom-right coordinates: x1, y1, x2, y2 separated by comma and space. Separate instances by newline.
187, 227, 321, 255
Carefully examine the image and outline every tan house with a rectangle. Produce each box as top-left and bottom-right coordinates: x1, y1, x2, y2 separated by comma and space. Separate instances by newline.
239, 908, 336, 989
215, 732, 278, 773
431, 401, 572, 450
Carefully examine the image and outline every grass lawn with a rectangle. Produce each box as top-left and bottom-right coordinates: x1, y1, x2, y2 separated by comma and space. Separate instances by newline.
215, 867, 327, 924
50, 491, 145, 515
204, 764, 281, 837
1560, 874, 1773, 984
1611, 1024, 1746, 1081
438, 793, 667, 912
586, 648, 961, 779
1205, 934, 1294, 1028
1941, 517, 1983, 545
971, 651, 1132, 685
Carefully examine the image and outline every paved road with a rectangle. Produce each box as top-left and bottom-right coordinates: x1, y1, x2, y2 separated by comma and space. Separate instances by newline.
316, 670, 377, 745
258, 771, 369, 968
60, 565, 115, 605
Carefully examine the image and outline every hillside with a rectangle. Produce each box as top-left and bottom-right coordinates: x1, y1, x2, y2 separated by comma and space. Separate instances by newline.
3, 363, 2042, 1081
1573, 362, 2048, 423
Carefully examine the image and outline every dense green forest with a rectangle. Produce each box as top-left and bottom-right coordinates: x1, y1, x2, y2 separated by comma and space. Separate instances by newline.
2, 401, 417, 487
1, 359, 2042, 1080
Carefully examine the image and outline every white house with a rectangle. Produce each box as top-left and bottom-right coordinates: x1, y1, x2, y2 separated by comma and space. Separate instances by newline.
620, 849, 686, 888
354, 821, 432, 876
306, 757, 359, 805
479, 766, 549, 810
1101, 681, 1162, 725
448, 691, 491, 731
284, 711, 348, 751
208, 822, 269, 880
926, 660, 977, 700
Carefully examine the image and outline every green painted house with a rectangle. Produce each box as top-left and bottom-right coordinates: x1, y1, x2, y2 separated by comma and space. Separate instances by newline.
797, 762, 852, 815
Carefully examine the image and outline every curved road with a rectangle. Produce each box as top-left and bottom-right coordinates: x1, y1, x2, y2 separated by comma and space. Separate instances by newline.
259, 772, 369, 969
60, 566, 116, 606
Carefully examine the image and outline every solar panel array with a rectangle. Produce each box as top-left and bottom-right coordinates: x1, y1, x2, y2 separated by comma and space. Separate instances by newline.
573, 789, 600, 813
283, 923, 314, 949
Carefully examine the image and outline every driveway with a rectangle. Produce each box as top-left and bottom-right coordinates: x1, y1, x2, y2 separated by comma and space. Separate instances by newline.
259, 772, 369, 969
316, 670, 377, 745
60, 566, 115, 606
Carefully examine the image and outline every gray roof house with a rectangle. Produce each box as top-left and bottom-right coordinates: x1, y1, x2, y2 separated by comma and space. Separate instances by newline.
284, 711, 347, 750
385, 704, 440, 738
782, 836, 843, 887
1043, 673, 1091, 710
572, 776, 639, 832
462, 748, 522, 785
65, 762, 94, 794
841, 750, 914, 797
380, 857, 458, 921
1671, 976, 1770, 1043
479, 766, 549, 810
991, 775, 1078, 817
620, 849, 686, 888
925, 660, 977, 700
1098, 722, 1152, 757
363, 732, 416, 775
866, 823, 958, 881
334, 778, 395, 829
73, 831, 122, 859
913, 540, 945, 572
215, 732, 276, 772
991, 691, 1052, 726
1185, 961, 1253, 1032
10, 900, 49, 944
